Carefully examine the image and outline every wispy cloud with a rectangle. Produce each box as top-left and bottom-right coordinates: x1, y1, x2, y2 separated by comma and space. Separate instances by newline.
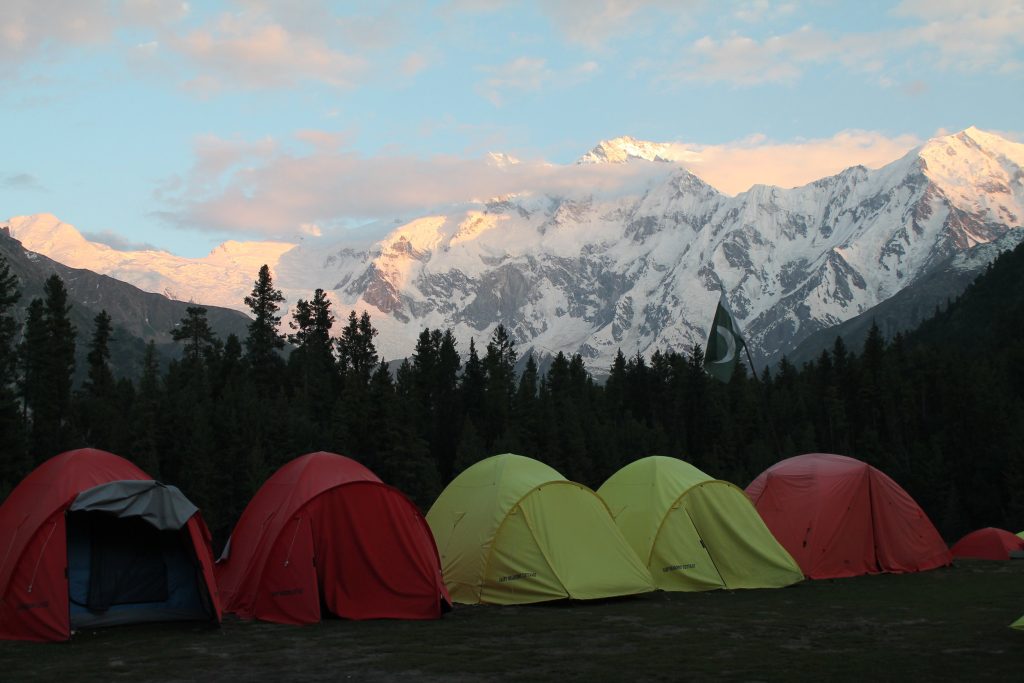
673, 130, 922, 194
894, 0, 1024, 72
171, 14, 366, 91
0, 0, 190, 69
665, 1, 1024, 86
733, 1, 797, 24
1, 172, 45, 191
440, 0, 701, 49
0, 0, 113, 67
156, 128, 925, 239
537, 0, 697, 49
82, 229, 162, 252
477, 57, 599, 106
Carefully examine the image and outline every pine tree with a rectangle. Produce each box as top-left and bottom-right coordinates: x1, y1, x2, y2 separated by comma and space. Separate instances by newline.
244, 264, 286, 373
334, 311, 380, 458
84, 310, 115, 397
171, 306, 217, 365
288, 289, 336, 434
605, 349, 627, 418
513, 353, 540, 456
23, 275, 76, 460
77, 310, 118, 449
460, 338, 486, 428
0, 254, 26, 494
19, 299, 45, 424
128, 340, 162, 477
337, 311, 378, 383
481, 324, 516, 448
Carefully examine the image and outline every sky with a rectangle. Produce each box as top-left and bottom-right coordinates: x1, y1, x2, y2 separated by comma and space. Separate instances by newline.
0, 0, 1022, 257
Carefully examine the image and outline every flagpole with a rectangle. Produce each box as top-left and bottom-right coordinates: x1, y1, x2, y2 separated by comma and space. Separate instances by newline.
719, 287, 784, 460
743, 343, 759, 382
704, 286, 783, 459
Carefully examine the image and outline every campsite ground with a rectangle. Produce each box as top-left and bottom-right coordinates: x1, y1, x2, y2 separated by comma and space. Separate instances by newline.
2, 559, 1023, 681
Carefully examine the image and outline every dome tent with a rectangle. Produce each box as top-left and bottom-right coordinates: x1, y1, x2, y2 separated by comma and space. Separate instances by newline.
746, 453, 951, 579
216, 452, 450, 624
426, 454, 654, 605
0, 449, 221, 642
951, 527, 1024, 560
597, 456, 802, 591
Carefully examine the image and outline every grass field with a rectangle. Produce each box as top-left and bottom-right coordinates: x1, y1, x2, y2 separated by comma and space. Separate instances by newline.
2, 560, 1023, 681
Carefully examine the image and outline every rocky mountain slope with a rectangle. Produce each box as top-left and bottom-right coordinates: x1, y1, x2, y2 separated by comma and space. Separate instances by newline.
784, 226, 1024, 366
0, 229, 251, 380
6, 127, 1022, 372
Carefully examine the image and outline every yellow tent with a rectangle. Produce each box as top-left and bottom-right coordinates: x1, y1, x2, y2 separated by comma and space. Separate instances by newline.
1013, 615, 1024, 630
597, 456, 803, 591
426, 454, 654, 605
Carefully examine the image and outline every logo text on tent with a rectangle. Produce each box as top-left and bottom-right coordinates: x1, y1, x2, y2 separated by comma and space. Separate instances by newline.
662, 563, 696, 573
499, 572, 537, 583
16, 600, 49, 611
270, 588, 304, 597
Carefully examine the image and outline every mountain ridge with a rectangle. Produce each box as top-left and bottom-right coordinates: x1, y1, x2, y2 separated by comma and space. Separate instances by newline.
0, 229, 252, 381
6, 127, 1023, 372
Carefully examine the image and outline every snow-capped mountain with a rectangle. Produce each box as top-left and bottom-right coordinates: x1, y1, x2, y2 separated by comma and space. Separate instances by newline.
4, 213, 296, 310
577, 136, 692, 165
6, 127, 1023, 371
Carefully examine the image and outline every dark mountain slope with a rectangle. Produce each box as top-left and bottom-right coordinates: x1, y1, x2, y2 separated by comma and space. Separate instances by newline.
0, 230, 251, 381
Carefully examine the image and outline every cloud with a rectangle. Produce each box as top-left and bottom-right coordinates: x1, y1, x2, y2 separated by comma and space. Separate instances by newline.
1, 172, 45, 191
894, 0, 1024, 72
670, 130, 923, 194
171, 13, 366, 90
121, 0, 191, 27
476, 57, 599, 106
733, 1, 797, 24
157, 128, 925, 239
671, 24, 900, 86
532, 0, 708, 50
401, 52, 430, 77
441, 0, 701, 49
0, 0, 190, 70
82, 229, 162, 252
0, 1, 421, 92
0, 0, 113, 66
667, 2, 1024, 86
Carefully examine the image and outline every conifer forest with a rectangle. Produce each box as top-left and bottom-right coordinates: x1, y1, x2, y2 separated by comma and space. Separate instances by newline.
1, 246, 1022, 553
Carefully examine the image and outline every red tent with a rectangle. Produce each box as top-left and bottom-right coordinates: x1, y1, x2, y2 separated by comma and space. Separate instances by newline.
746, 453, 951, 579
216, 452, 450, 624
0, 449, 222, 642
951, 527, 1024, 560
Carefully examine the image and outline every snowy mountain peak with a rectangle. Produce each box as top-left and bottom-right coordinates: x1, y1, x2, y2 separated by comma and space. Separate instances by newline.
486, 152, 521, 168
577, 136, 685, 165
915, 127, 1024, 229
5, 214, 96, 262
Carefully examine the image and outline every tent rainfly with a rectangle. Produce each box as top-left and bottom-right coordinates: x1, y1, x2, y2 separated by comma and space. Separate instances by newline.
746, 453, 951, 579
426, 454, 654, 604
0, 449, 222, 642
216, 452, 450, 624
598, 456, 803, 591
950, 528, 1024, 561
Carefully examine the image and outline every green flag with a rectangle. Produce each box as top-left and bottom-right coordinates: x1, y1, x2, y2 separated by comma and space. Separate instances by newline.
703, 292, 746, 383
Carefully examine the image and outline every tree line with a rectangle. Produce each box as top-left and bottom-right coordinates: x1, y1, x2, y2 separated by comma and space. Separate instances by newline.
1, 252, 1022, 550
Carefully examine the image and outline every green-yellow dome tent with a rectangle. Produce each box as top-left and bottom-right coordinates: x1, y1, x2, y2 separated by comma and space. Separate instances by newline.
597, 456, 803, 591
426, 454, 654, 605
